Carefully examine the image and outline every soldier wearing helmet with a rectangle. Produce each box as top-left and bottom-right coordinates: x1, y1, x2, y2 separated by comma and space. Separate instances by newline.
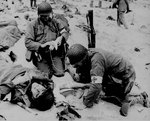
66, 44, 150, 116
112, 0, 132, 29
25, 1, 70, 78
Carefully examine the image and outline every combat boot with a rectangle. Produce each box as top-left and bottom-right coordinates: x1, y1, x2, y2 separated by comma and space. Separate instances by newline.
120, 91, 150, 116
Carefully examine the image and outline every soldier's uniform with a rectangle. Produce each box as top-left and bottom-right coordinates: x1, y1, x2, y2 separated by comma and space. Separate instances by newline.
68, 47, 136, 99
25, 2, 70, 77
112, 0, 130, 29
0, 55, 55, 111
67, 44, 150, 116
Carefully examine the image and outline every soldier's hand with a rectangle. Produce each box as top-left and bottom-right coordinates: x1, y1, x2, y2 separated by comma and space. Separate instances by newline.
41, 43, 47, 48
41, 41, 53, 48
48, 36, 63, 50
49, 41, 58, 50
49, 45, 55, 50
55, 36, 63, 46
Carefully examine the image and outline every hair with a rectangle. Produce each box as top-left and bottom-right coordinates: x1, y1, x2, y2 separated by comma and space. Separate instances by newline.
32, 87, 55, 111
26, 77, 55, 111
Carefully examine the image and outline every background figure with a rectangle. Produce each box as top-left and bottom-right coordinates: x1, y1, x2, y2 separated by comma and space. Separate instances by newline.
112, 0, 131, 29
66, 44, 150, 116
30, 0, 37, 8
25, 1, 70, 78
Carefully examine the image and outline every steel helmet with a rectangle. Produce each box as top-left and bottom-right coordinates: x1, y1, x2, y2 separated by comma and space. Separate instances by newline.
38, 2, 52, 15
67, 44, 88, 64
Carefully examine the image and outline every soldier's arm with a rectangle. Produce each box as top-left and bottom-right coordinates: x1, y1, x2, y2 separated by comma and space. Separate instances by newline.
56, 18, 70, 41
25, 21, 42, 52
90, 53, 105, 83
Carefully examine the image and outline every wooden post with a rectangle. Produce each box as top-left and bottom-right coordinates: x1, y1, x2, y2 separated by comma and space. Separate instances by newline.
86, 10, 96, 48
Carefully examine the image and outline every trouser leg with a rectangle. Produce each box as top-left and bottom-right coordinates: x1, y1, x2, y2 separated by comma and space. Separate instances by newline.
120, 91, 150, 116
117, 10, 121, 26
51, 56, 65, 77
32, 56, 53, 79
33, 0, 37, 8
118, 10, 128, 29
102, 74, 135, 103
102, 75, 125, 99
120, 72, 150, 116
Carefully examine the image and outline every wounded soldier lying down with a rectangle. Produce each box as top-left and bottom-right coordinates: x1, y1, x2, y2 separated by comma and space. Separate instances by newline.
0, 55, 55, 111
0, 50, 82, 121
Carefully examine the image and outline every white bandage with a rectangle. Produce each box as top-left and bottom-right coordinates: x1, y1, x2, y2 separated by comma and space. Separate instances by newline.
60, 28, 67, 34
91, 76, 102, 84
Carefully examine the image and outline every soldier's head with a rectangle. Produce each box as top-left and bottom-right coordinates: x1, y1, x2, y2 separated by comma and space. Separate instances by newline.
31, 84, 55, 111
29, 79, 55, 111
66, 44, 89, 69
37, 2, 53, 24
25, 71, 55, 111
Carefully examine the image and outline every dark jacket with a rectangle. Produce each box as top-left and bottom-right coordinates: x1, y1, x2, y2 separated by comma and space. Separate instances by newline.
112, 0, 130, 12
0, 56, 53, 107
89, 48, 135, 80
75, 48, 135, 84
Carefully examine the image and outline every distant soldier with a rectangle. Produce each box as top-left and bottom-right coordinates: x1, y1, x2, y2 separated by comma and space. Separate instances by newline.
30, 0, 37, 8
112, 0, 132, 29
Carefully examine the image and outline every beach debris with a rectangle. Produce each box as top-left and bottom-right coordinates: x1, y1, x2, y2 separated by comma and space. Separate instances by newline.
134, 47, 140, 52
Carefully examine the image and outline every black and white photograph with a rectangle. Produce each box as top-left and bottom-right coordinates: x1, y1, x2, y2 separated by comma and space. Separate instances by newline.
0, 0, 150, 121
